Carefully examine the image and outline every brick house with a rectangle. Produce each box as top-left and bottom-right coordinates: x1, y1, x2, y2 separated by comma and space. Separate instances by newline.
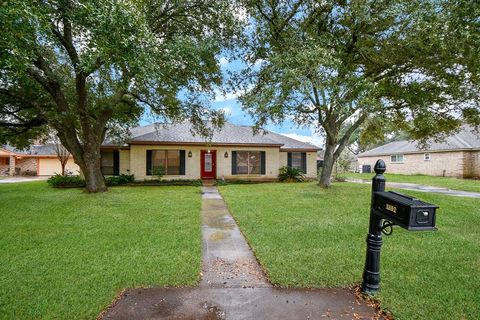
0, 145, 79, 176
357, 125, 480, 178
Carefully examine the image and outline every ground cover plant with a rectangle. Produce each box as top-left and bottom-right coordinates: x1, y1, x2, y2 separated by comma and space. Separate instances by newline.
0, 182, 202, 319
345, 172, 480, 193
219, 182, 479, 320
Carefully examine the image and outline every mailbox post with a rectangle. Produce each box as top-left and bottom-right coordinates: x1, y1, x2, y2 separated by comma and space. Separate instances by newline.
361, 159, 438, 294
361, 159, 386, 294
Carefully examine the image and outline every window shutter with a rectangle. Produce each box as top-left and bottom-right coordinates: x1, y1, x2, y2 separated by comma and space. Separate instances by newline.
287, 152, 292, 168
146, 150, 152, 175
179, 150, 186, 175
260, 151, 266, 175
231, 151, 237, 175
113, 150, 120, 176
301, 152, 307, 174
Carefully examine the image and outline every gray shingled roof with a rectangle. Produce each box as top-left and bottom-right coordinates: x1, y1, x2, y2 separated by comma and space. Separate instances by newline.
253, 128, 319, 150
125, 122, 320, 150
359, 125, 480, 157
2, 144, 57, 155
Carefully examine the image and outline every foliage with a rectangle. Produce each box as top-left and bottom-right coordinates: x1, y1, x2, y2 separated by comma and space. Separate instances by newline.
0, 0, 242, 192
234, 0, 480, 187
152, 166, 165, 180
219, 182, 480, 320
105, 174, 135, 186
47, 174, 86, 188
135, 179, 203, 186
0, 182, 201, 318
278, 166, 305, 182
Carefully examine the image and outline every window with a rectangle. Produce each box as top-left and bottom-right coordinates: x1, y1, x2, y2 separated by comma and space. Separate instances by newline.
152, 150, 180, 175
232, 151, 264, 175
101, 151, 114, 175
0, 157, 8, 166
391, 155, 404, 163
424, 153, 431, 161
288, 152, 306, 173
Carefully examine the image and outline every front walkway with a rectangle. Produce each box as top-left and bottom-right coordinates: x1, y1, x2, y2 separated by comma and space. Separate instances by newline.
102, 186, 380, 319
346, 178, 480, 199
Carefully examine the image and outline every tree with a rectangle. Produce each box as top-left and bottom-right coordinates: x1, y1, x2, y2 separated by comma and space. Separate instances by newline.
0, 0, 240, 192
234, 0, 480, 187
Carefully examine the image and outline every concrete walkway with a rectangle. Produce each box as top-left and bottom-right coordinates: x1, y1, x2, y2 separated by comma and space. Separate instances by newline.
102, 186, 380, 319
0, 176, 48, 183
347, 178, 480, 199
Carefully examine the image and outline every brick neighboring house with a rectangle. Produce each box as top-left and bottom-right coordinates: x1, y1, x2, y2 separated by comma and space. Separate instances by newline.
357, 125, 480, 178
0, 145, 79, 176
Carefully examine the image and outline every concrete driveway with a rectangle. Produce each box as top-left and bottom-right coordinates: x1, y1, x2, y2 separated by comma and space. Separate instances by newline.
0, 177, 48, 183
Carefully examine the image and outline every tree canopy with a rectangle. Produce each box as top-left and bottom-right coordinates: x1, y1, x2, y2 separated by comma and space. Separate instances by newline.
0, 0, 241, 191
234, 0, 480, 186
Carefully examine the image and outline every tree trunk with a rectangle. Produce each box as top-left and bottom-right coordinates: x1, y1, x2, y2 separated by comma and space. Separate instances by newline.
61, 162, 66, 176
319, 142, 336, 188
79, 153, 107, 193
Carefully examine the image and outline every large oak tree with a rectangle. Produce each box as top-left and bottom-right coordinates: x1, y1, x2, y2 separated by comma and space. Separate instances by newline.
0, 0, 239, 192
234, 0, 479, 187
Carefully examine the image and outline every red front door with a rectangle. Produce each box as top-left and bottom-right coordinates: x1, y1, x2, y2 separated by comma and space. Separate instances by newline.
200, 150, 216, 179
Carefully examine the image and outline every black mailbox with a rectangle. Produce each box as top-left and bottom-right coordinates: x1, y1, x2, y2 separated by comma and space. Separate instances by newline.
373, 191, 438, 231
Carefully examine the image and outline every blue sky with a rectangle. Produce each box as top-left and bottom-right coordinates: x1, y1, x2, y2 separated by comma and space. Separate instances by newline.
210, 57, 324, 148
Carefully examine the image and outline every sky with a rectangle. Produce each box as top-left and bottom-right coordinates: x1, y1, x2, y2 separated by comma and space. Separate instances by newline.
209, 57, 325, 148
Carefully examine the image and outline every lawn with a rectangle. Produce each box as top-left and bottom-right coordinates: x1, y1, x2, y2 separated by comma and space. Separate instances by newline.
0, 182, 202, 319
344, 172, 480, 193
219, 182, 479, 320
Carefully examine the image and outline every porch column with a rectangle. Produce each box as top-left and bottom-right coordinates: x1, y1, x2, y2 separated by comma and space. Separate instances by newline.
9, 155, 15, 176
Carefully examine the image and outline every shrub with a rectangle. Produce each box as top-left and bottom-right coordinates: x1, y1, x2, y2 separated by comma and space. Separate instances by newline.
278, 166, 305, 182
152, 167, 165, 180
47, 174, 86, 188
22, 170, 37, 176
105, 174, 135, 186
134, 179, 202, 186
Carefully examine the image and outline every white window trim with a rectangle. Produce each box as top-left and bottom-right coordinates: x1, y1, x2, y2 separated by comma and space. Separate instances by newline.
390, 154, 404, 164
424, 153, 431, 161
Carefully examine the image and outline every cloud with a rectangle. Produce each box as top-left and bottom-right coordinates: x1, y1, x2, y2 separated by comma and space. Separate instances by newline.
214, 92, 240, 102
219, 57, 229, 66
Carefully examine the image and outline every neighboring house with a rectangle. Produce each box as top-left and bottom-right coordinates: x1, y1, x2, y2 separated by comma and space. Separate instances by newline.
0, 145, 79, 176
357, 125, 480, 178
100, 122, 320, 180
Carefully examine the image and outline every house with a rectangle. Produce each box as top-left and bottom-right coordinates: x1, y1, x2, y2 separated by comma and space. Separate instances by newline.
0, 145, 79, 176
100, 122, 320, 180
357, 125, 480, 178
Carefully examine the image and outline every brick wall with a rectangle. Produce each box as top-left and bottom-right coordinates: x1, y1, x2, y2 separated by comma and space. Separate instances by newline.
358, 151, 466, 177
16, 157, 38, 175
463, 151, 480, 178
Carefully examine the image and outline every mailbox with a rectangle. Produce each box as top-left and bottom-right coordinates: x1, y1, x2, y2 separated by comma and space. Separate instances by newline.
373, 191, 438, 231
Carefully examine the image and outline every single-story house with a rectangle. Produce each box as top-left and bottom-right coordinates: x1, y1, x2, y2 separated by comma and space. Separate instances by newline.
101, 122, 320, 180
357, 125, 480, 178
0, 145, 79, 176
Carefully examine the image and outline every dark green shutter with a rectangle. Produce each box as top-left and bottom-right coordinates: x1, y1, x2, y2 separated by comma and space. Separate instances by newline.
146, 150, 152, 175
113, 150, 120, 176
260, 151, 266, 175
231, 151, 237, 175
287, 152, 292, 168
301, 152, 307, 174
179, 150, 186, 175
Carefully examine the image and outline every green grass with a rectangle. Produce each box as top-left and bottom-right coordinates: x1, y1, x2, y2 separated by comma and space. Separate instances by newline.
0, 182, 202, 319
344, 172, 480, 193
219, 182, 479, 320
